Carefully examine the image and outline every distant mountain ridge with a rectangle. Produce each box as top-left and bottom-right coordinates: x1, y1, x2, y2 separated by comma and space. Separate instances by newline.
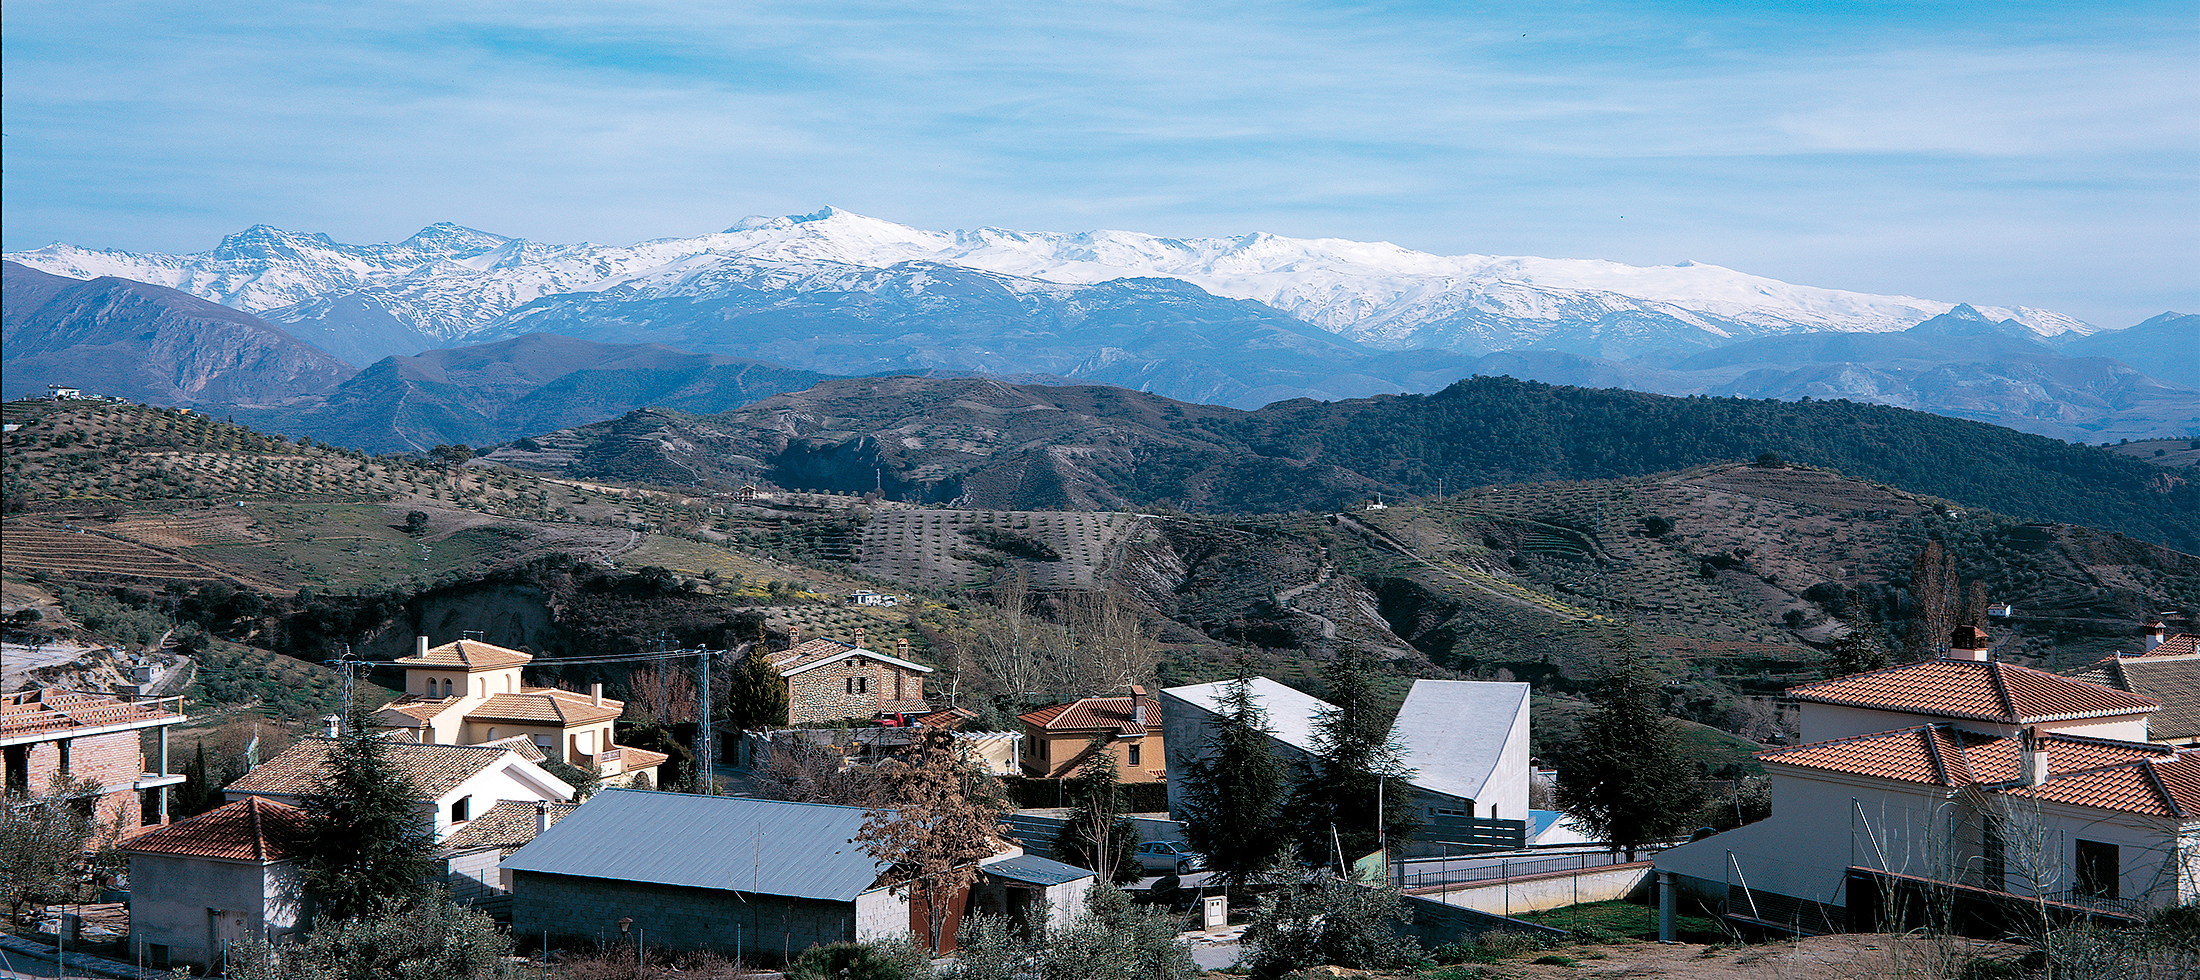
10, 211, 2190, 441
1, 260, 352, 405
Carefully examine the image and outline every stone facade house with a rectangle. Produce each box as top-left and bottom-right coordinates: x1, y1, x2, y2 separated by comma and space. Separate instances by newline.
121, 797, 311, 973
770, 627, 933, 725
224, 737, 573, 841
2, 689, 186, 833
1019, 687, 1163, 782
371, 637, 667, 787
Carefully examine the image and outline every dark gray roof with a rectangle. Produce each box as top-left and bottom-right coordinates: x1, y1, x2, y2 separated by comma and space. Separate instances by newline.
984, 853, 1093, 887
501, 789, 888, 902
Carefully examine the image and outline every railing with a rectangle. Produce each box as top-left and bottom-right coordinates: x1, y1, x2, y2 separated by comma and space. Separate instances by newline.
1397, 849, 1639, 891
2045, 889, 2152, 918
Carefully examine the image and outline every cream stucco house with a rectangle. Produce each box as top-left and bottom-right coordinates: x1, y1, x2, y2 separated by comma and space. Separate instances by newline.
372, 636, 666, 786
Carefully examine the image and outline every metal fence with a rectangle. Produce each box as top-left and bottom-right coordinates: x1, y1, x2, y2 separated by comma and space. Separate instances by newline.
1395, 849, 1639, 891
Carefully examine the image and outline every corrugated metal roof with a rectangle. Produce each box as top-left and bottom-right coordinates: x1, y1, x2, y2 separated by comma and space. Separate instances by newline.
984, 853, 1093, 887
501, 789, 890, 902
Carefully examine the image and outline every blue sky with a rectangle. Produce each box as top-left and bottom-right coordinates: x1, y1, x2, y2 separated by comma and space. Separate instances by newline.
4, 0, 2193, 328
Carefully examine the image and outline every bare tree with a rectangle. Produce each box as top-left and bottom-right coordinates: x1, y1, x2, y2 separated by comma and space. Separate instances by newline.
858, 727, 1013, 953
753, 737, 883, 808
1904, 540, 1959, 660
626, 664, 697, 724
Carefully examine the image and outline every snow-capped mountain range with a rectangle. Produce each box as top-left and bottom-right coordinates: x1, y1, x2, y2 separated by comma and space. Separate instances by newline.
6, 206, 2092, 370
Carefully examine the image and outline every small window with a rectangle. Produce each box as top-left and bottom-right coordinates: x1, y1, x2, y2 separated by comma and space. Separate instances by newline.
150, 945, 170, 969
1127, 742, 1141, 767
441, 679, 453, 697
486, 727, 498, 740
2076, 839, 2119, 899
450, 796, 471, 824
847, 676, 868, 695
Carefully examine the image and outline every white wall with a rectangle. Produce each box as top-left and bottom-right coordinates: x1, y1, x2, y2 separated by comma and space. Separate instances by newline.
1800, 703, 2150, 744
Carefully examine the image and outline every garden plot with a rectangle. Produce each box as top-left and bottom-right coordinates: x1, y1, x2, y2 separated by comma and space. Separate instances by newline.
1, 520, 220, 581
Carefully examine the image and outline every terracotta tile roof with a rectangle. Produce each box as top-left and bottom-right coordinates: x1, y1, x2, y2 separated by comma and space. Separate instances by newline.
477, 735, 548, 763
771, 638, 854, 671
1019, 695, 1145, 735
395, 639, 533, 670
2001, 754, 2200, 818
441, 800, 579, 854
122, 798, 310, 862
1788, 659, 2158, 724
2140, 634, 2200, 659
1, 689, 183, 740
377, 695, 461, 723
469, 690, 622, 725
914, 707, 977, 729
612, 746, 669, 772
1759, 725, 2172, 788
226, 738, 523, 799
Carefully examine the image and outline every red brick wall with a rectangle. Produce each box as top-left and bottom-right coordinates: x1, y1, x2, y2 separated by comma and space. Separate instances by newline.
21, 732, 146, 833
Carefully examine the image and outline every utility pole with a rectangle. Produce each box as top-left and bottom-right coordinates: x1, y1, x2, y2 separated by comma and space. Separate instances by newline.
696, 646, 714, 794
325, 645, 362, 730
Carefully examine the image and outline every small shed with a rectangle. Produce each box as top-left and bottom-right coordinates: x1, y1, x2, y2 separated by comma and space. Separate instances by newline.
122, 798, 311, 972
971, 853, 1094, 931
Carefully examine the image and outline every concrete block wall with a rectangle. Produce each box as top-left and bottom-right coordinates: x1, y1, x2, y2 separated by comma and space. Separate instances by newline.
513, 871, 858, 961
127, 853, 305, 970
787, 658, 928, 724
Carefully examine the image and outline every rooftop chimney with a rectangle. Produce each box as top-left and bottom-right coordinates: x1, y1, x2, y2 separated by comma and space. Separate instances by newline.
417, 635, 430, 660
853, 627, 867, 650
895, 637, 911, 659
2145, 621, 2167, 653
1131, 685, 1148, 726
1947, 625, 1992, 662
591, 683, 603, 707
2020, 726, 2050, 786
534, 800, 551, 837
787, 624, 801, 648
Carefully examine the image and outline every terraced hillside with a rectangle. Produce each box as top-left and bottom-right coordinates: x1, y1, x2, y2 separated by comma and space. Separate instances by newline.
855, 509, 1145, 590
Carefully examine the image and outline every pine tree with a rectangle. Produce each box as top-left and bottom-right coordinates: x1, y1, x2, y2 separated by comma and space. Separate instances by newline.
175, 741, 213, 819
296, 709, 436, 920
1554, 652, 1702, 861
1286, 651, 1418, 868
1179, 677, 1289, 886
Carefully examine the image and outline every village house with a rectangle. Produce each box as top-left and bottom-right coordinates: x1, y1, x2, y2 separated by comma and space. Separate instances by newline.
770, 627, 933, 725
505, 788, 1091, 957
440, 798, 580, 905
370, 636, 667, 787
2, 689, 186, 833
224, 736, 573, 841
1656, 626, 2193, 931
2065, 622, 2200, 747
1019, 687, 1163, 782
121, 797, 311, 973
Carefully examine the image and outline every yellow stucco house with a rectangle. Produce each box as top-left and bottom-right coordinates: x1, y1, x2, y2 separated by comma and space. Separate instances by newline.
373, 637, 666, 787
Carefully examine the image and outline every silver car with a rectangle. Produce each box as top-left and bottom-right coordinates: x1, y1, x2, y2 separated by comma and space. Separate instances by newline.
1134, 840, 1206, 874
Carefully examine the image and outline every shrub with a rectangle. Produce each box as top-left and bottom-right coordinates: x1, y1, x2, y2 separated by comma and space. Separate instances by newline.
786, 936, 932, 980
1240, 880, 1420, 979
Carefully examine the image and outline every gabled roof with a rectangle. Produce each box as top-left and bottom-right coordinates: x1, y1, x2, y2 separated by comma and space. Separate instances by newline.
1759, 724, 2173, 788
395, 639, 533, 671
441, 800, 580, 854
2001, 754, 2200, 818
2, 689, 184, 744
225, 738, 559, 800
984, 853, 1094, 887
123, 798, 310, 863
1161, 678, 1330, 756
770, 639, 934, 678
469, 690, 622, 725
377, 695, 462, 724
1020, 695, 1144, 735
502, 789, 890, 902
476, 734, 548, 762
1788, 659, 2158, 725
1391, 680, 1531, 805
2067, 654, 2200, 742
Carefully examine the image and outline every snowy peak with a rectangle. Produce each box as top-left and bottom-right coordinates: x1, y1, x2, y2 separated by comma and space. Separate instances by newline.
5, 208, 2098, 366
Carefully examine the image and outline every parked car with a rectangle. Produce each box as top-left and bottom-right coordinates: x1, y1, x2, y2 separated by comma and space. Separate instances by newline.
1134, 840, 1206, 874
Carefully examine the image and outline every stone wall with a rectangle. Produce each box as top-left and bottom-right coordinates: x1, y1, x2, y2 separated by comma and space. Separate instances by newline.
786, 656, 929, 724
512, 870, 860, 961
